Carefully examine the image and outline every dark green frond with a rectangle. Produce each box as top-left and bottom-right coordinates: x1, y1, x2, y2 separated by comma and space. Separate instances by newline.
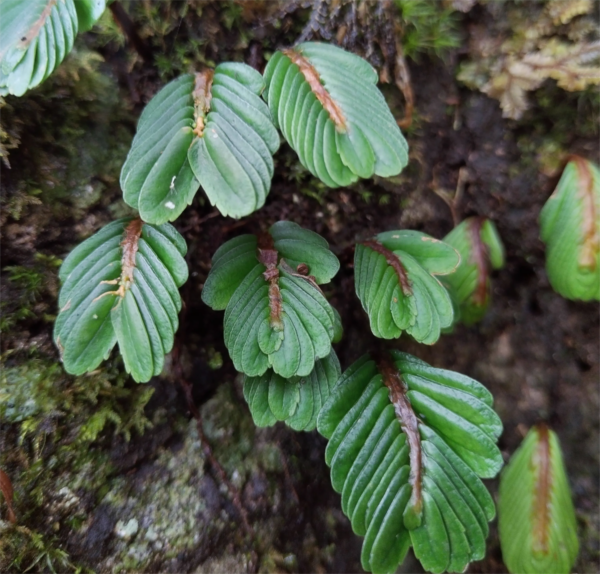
263, 42, 408, 187
355, 231, 459, 344
55, 219, 188, 383
317, 352, 502, 574
499, 425, 579, 574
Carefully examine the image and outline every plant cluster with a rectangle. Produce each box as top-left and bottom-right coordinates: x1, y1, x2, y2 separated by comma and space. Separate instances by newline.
2, 3, 598, 573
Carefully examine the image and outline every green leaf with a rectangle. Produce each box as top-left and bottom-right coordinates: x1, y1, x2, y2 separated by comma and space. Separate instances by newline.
354, 230, 459, 344
498, 424, 579, 574
203, 221, 340, 378
0, 0, 84, 97
440, 217, 505, 326
243, 351, 341, 431
120, 74, 199, 224
74, 0, 106, 33
121, 64, 279, 223
270, 220, 340, 284
54, 218, 188, 383
540, 156, 600, 301
317, 351, 502, 574
263, 42, 408, 187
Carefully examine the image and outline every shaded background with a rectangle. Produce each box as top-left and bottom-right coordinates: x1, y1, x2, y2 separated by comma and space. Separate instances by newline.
1, 1, 598, 572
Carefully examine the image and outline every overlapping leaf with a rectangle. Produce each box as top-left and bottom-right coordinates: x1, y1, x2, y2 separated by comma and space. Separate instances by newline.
263, 42, 408, 187
499, 425, 579, 574
75, 0, 106, 33
121, 63, 279, 224
202, 221, 340, 379
0, 0, 106, 97
540, 156, 600, 301
243, 350, 341, 431
354, 230, 460, 344
317, 351, 502, 574
441, 217, 505, 326
54, 218, 188, 383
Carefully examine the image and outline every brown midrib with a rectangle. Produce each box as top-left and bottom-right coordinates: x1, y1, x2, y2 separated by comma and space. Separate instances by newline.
257, 232, 283, 329
571, 155, 599, 270
532, 423, 552, 554
362, 239, 412, 296
468, 217, 489, 306
193, 70, 214, 138
378, 353, 423, 518
16, 0, 56, 51
282, 48, 347, 132
120, 218, 144, 290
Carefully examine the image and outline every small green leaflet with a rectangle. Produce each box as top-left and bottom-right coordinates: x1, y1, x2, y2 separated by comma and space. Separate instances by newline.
54, 218, 188, 383
120, 63, 279, 224
499, 424, 579, 574
354, 230, 460, 344
0, 0, 106, 97
75, 0, 106, 33
263, 42, 408, 187
540, 156, 600, 301
202, 221, 340, 379
243, 350, 341, 431
441, 217, 505, 326
317, 351, 502, 574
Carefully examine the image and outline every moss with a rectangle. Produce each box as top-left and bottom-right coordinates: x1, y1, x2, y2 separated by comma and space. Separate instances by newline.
1, 44, 132, 221
0, 354, 157, 571
0, 254, 61, 335
394, 0, 461, 60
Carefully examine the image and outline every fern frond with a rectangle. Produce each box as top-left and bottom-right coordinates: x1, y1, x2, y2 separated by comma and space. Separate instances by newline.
499, 424, 579, 574
75, 0, 106, 32
202, 221, 340, 378
121, 63, 279, 223
540, 156, 600, 301
0, 0, 106, 96
263, 42, 408, 187
317, 351, 502, 574
354, 230, 460, 344
54, 218, 188, 383
243, 350, 341, 431
441, 217, 505, 326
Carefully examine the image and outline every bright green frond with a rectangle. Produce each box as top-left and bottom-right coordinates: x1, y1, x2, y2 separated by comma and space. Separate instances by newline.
203, 222, 340, 379
540, 156, 600, 301
441, 217, 505, 327
354, 230, 459, 344
243, 351, 341, 431
0, 0, 91, 96
55, 219, 188, 383
263, 42, 408, 187
499, 425, 579, 574
317, 352, 502, 574
121, 64, 279, 224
